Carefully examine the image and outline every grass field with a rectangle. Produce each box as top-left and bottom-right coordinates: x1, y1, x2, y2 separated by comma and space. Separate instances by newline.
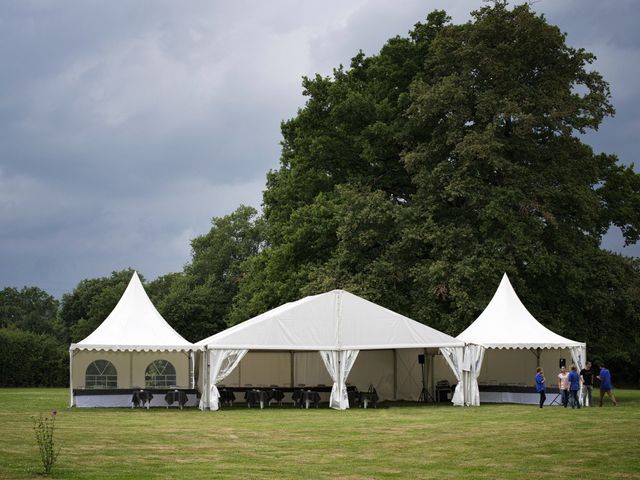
1, 389, 639, 479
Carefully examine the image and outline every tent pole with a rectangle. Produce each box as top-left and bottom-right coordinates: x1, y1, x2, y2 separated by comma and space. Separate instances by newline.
429, 352, 435, 400
290, 351, 294, 388
420, 348, 429, 398
205, 349, 210, 409
129, 351, 133, 388
69, 349, 74, 407
536, 348, 541, 368
393, 349, 397, 401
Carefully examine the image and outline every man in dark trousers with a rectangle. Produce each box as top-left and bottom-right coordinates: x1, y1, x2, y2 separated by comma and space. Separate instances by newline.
568, 365, 581, 409
597, 363, 618, 406
535, 367, 546, 408
580, 361, 594, 407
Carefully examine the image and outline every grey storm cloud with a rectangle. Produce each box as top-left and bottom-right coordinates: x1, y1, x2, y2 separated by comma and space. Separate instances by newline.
0, 0, 638, 297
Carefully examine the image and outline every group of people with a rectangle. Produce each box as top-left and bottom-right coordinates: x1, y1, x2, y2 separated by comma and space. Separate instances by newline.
535, 361, 618, 408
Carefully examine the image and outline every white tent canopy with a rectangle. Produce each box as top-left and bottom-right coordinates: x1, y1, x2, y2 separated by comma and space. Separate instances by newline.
197, 289, 466, 410
457, 273, 586, 405
69, 272, 195, 407
70, 271, 193, 352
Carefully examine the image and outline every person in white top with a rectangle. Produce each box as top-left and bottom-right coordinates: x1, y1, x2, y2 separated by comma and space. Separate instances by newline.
557, 366, 570, 408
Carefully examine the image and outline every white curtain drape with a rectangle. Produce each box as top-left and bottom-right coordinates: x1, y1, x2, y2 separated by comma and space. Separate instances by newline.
569, 346, 586, 372
199, 349, 248, 411
319, 350, 359, 410
440, 346, 465, 406
463, 344, 485, 407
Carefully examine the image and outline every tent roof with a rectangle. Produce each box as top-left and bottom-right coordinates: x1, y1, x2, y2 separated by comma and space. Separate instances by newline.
70, 272, 193, 352
197, 289, 464, 351
457, 273, 585, 349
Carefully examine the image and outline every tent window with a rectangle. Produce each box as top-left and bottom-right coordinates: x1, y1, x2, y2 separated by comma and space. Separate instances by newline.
145, 360, 176, 388
85, 360, 118, 388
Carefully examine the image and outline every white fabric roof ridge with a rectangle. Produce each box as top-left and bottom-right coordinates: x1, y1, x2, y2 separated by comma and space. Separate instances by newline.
457, 273, 585, 349
197, 289, 464, 350
70, 271, 194, 352
70, 344, 198, 352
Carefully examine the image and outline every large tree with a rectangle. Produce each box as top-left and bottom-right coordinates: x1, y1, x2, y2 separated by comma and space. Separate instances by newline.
0, 286, 59, 337
151, 205, 263, 339
232, 10, 451, 321
403, 2, 637, 332
232, 3, 640, 381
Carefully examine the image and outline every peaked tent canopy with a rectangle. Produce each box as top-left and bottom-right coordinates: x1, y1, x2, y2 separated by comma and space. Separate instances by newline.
197, 289, 466, 410
197, 289, 463, 351
458, 273, 585, 349
71, 271, 193, 352
69, 272, 196, 407
457, 273, 586, 406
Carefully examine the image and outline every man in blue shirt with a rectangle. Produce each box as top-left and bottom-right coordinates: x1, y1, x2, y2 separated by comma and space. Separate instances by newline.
567, 365, 581, 409
597, 364, 618, 406
535, 367, 546, 408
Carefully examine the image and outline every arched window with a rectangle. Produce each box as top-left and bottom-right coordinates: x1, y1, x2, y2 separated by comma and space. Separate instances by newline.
145, 360, 176, 388
85, 360, 117, 388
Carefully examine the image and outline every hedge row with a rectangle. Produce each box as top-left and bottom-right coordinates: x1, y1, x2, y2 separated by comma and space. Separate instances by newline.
0, 328, 68, 387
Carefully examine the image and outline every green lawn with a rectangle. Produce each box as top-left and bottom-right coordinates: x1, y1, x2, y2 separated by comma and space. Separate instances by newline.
1, 389, 639, 479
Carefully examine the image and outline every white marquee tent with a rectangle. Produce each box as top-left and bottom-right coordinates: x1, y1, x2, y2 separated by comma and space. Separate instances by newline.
196, 289, 466, 410
457, 273, 587, 405
69, 272, 197, 407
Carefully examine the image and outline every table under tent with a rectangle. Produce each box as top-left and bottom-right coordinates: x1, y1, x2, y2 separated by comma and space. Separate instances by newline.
195, 289, 467, 410
456, 273, 587, 406
69, 272, 199, 408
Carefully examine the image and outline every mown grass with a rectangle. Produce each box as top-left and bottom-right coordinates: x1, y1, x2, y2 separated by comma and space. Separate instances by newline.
0, 388, 639, 479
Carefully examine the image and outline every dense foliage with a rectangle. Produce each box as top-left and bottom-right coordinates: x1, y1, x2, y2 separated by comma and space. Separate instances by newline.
0, 329, 67, 387
1, 2, 638, 386
233, 3, 640, 381
148, 205, 263, 342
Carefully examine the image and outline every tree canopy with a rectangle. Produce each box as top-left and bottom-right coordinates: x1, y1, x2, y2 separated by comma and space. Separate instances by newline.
233, 2, 640, 380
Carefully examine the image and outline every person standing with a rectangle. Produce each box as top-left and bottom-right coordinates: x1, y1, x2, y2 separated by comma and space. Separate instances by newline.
558, 366, 570, 408
535, 367, 546, 408
597, 364, 618, 406
580, 362, 594, 407
568, 365, 581, 409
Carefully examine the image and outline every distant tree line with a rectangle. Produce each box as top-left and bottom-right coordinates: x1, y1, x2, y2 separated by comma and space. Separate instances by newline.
2, 2, 639, 387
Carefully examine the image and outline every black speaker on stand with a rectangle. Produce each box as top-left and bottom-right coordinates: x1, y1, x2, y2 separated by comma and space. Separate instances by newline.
417, 354, 435, 403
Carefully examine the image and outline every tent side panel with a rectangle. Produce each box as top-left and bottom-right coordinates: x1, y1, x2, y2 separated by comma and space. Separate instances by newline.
72, 351, 131, 389
293, 352, 332, 387
475, 347, 573, 387
432, 354, 458, 385
395, 349, 423, 401
476, 349, 533, 385
234, 352, 291, 387
348, 350, 394, 401
132, 351, 190, 388
540, 348, 574, 382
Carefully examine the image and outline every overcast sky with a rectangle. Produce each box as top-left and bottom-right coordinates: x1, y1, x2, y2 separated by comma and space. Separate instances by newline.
1, 0, 638, 298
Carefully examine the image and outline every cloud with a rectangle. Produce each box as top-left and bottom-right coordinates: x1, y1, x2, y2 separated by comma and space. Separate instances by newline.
0, 0, 638, 297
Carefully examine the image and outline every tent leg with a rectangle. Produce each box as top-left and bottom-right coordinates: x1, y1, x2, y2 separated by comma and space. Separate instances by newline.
290, 351, 295, 388
69, 350, 74, 407
189, 351, 193, 389
129, 351, 133, 388
429, 353, 435, 400
393, 349, 397, 401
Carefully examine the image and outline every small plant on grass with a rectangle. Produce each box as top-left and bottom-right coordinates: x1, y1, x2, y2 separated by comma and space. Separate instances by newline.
32, 410, 60, 476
